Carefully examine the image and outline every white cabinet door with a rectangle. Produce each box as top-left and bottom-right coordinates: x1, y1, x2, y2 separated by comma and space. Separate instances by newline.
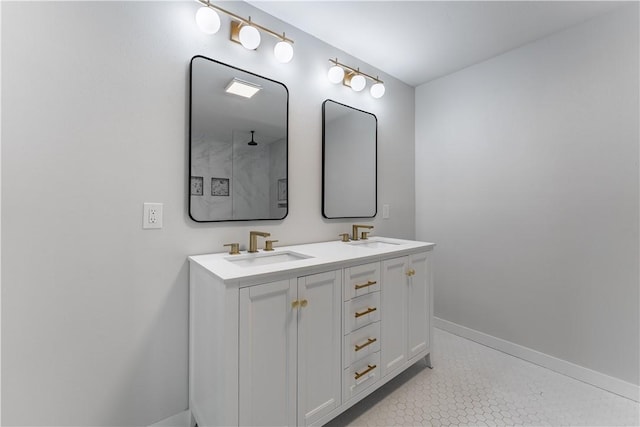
239, 279, 297, 427
381, 256, 408, 377
407, 252, 431, 360
297, 270, 342, 426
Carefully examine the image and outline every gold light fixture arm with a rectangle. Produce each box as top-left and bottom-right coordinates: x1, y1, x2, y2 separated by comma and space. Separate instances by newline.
196, 0, 294, 44
329, 58, 383, 84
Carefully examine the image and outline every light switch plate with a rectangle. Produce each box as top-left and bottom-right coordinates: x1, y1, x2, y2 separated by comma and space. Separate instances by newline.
143, 203, 163, 229
382, 204, 390, 219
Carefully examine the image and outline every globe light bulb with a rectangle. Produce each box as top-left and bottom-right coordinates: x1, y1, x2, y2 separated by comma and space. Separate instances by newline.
239, 25, 261, 50
350, 74, 366, 92
370, 82, 385, 99
274, 41, 294, 63
327, 65, 345, 84
195, 7, 221, 35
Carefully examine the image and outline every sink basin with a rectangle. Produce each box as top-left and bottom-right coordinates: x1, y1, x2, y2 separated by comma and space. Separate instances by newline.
347, 239, 401, 249
226, 251, 312, 268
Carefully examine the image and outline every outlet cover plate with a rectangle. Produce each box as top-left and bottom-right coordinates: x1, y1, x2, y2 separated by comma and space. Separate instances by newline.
143, 202, 163, 229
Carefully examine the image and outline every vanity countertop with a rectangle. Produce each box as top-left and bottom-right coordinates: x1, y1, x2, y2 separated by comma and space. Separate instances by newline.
189, 236, 435, 285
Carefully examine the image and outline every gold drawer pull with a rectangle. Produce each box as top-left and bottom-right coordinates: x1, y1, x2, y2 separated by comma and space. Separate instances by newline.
354, 307, 377, 318
406, 269, 416, 276
354, 364, 377, 380
354, 337, 377, 352
354, 280, 377, 290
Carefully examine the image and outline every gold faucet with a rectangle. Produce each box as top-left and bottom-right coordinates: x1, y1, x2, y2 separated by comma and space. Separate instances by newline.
248, 231, 271, 253
352, 224, 373, 241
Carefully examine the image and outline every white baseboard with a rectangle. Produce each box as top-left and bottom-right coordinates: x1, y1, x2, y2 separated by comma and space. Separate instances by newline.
434, 317, 640, 402
149, 410, 191, 427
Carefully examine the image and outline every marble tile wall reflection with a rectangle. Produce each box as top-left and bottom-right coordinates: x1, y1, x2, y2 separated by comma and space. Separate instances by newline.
191, 134, 286, 221
269, 139, 287, 218
232, 142, 270, 220
190, 133, 233, 221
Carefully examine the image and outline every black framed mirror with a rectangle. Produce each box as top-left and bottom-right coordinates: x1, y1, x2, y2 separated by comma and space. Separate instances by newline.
322, 100, 377, 218
189, 56, 288, 222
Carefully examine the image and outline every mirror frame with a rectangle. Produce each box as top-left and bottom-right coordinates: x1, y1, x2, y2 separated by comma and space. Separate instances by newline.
188, 55, 289, 222
322, 99, 378, 219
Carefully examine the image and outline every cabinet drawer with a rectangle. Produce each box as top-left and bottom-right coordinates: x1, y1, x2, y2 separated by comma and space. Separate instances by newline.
343, 352, 381, 402
344, 322, 381, 368
344, 262, 381, 301
344, 292, 380, 334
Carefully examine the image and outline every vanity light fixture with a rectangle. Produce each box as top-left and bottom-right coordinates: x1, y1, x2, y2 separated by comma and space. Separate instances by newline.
195, 6, 221, 34
346, 73, 366, 92
225, 78, 262, 98
232, 20, 261, 50
195, 0, 294, 62
274, 39, 294, 63
327, 64, 345, 84
370, 82, 386, 99
327, 58, 386, 98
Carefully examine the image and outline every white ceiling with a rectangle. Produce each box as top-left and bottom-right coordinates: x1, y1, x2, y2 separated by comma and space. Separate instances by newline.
249, 1, 626, 87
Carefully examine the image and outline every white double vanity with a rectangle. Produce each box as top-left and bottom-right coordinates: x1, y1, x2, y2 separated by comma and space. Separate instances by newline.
189, 236, 435, 426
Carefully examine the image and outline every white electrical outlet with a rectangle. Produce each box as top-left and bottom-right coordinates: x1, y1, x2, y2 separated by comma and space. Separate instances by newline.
143, 203, 163, 229
383, 204, 390, 219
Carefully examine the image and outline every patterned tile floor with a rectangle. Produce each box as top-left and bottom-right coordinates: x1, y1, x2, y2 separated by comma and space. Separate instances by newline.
327, 328, 639, 427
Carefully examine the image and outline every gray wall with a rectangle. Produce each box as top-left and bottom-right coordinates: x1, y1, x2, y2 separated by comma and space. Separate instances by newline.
416, 5, 639, 386
1, 2, 415, 425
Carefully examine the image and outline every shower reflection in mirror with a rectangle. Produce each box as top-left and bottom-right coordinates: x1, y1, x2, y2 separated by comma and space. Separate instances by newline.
189, 56, 289, 222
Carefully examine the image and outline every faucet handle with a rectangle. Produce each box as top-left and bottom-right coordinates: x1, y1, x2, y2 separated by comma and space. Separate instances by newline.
223, 243, 240, 255
339, 233, 350, 242
361, 231, 371, 240
264, 240, 278, 251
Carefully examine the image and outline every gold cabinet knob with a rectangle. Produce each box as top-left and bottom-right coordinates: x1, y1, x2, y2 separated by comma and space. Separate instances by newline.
406, 269, 416, 276
292, 299, 308, 309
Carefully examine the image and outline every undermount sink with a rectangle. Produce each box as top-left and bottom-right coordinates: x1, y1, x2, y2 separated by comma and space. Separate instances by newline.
347, 239, 401, 249
225, 251, 313, 268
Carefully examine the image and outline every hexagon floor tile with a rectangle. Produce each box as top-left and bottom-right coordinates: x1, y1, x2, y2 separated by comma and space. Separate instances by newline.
328, 328, 639, 427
